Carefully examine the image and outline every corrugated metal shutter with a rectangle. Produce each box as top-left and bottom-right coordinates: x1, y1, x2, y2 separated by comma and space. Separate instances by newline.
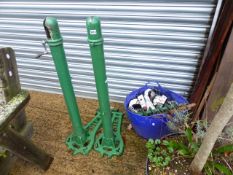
0, 0, 217, 102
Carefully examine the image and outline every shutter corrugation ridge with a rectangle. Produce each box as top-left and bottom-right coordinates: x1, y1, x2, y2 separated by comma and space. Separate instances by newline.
0, 0, 217, 102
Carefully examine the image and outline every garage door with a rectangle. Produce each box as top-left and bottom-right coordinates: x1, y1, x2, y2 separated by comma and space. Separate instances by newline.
0, 0, 217, 102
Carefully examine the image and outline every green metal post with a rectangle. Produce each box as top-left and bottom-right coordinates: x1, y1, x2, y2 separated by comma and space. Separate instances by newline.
86, 17, 114, 141
43, 17, 101, 155
86, 16, 124, 157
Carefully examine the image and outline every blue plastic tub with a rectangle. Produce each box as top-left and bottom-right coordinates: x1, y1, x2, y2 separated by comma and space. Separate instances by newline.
124, 82, 188, 139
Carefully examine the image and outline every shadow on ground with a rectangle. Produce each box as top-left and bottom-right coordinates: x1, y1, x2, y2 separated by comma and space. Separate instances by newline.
10, 91, 147, 175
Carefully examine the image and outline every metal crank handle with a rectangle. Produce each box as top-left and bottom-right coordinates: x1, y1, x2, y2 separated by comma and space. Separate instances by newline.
35, 40, 49, 58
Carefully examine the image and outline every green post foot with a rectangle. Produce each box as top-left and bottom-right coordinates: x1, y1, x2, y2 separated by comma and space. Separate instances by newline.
94, 110, 124, 157
66, 112, 102, 155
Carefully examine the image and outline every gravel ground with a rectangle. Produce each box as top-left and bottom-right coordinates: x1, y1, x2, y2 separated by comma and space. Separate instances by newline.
9, 91, 147, 175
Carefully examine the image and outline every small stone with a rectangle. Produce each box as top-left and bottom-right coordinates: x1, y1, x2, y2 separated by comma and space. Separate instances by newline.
127, 124, 132, 130
175, 169, 177, 173
148, 166, 152, 171
175, 161, 178, 164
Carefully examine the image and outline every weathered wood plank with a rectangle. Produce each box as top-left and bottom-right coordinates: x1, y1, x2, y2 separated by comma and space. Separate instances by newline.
0, 126, 53, 171
0, 47, 21, 103
204, 27, 233, 121
190, 0, 233, 114
0, 47, 32, 174
0, 152, 14, 175
0, 47, 27, 131
0, 121, 33, 175
0, 91, 30, 130
0, 90, 53, 171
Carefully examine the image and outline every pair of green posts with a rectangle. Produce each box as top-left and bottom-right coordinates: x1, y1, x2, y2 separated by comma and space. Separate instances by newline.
43, 17, 124, 157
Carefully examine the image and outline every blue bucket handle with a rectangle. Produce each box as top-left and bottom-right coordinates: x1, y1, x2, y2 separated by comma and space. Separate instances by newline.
145, 81, 160, 87
145, 81, 163, 92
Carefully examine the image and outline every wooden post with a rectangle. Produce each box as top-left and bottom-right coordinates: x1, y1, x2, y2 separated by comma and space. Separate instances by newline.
190, 0, 233, 115
0, 47, 53, 174
0, 47, 28, 174
0, 121, 33, 175
0, 126, 53, 170
204, 27, 233, 121
0, 47, 26, 130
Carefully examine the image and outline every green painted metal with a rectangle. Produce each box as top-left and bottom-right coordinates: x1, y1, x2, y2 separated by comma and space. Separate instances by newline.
94, 109, 124, 157
43, 17, 101, 155
66, 112, 102, 155
86, 16, 124, 157
86, 16, 113, 142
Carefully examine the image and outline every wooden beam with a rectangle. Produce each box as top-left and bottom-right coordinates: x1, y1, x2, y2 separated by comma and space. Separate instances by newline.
0, 121, 32, 175
0, 126, 54, 171
190, 0, 233, 114
0, 47, 29, 174
0, 47, 26, 131
0, 91, 30, 175
0, 47, 21, 103
0, 91, 30, 130
204, 27, 233, 121
0, 47, 53, 173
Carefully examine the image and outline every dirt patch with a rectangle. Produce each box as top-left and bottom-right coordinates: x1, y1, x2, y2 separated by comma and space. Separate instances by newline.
9, 91, 147, 175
